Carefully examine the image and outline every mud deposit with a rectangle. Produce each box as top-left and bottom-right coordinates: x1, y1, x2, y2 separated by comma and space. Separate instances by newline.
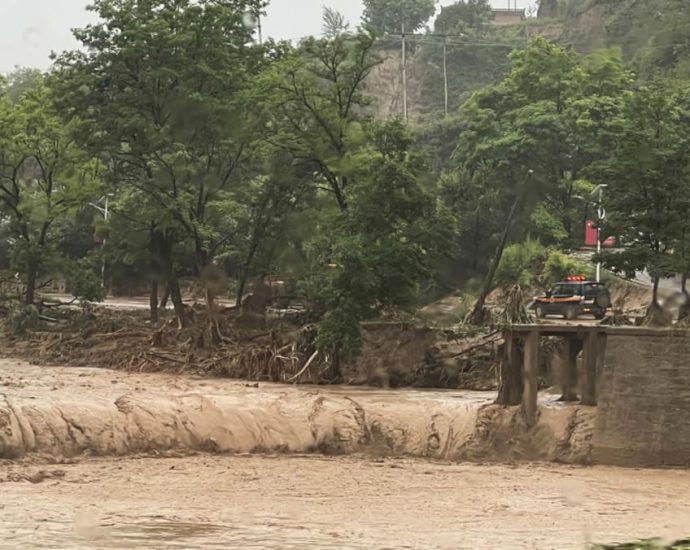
1, 360, 590, 463
2, 456, 689, 549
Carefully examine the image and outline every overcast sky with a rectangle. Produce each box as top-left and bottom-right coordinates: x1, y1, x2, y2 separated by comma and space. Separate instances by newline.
0, 0, 536, 73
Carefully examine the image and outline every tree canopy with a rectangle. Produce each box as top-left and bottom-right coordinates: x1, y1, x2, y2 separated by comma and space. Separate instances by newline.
362, 0, 437, 33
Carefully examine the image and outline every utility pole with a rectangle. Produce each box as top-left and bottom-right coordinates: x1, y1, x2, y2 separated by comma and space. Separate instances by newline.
591, 184, 608, 283
89, 194, 112, 292
102, 196, 109, 291
443, 33, 449, 116
440, 9, 449, 117
401, 22, 408, 122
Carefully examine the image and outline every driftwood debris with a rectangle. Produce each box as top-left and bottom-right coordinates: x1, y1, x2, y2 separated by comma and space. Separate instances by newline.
287, 350, 320, 383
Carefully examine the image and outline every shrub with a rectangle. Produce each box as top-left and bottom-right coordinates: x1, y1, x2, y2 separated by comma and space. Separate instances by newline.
8, 303, 40, 335
496, 238, 547, 289
542, 250, 594, 285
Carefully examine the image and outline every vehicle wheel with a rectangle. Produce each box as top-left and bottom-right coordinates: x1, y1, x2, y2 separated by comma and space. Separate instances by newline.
593, 309, 606, 320
535, 305, 545, 319
565, 306, 579, 320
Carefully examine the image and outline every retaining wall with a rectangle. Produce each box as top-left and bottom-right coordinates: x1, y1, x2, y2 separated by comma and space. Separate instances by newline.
594, 331, 690, 466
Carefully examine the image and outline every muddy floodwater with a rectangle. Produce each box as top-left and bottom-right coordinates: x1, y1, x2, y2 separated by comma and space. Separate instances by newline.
1, 359, 689, 549
2, 455, 690, 549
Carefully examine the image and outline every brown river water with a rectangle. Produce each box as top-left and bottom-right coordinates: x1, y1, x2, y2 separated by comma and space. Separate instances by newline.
1, 359, 689, 549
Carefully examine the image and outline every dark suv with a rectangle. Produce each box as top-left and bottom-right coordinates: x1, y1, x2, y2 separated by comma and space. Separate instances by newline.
532, 279, 612, 320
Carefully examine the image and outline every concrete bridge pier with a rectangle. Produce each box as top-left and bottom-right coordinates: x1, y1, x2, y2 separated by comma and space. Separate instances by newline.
559, 336, 581, 402
522, 329, 539, 427
581, 331, 607, 406
501, 325, 607, 426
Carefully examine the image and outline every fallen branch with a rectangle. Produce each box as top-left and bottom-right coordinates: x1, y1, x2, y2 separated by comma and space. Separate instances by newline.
287, 350, 319, 384
145, 351, 186, 365
39, 297, 78, 308
449, 333, 501, 358
38, 314, 59, 323
89, 328, 141, 339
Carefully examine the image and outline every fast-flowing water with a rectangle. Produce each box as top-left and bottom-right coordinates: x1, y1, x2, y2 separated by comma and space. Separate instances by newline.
2, 454, 689, 549
1, 359, 689, 549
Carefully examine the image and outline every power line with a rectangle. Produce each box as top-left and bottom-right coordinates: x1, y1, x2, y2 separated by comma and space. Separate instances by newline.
395, 31, 523, 119
391, 33, 525, 49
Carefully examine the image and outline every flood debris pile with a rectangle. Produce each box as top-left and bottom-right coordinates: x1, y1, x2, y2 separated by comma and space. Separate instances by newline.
0, 307, 501, 390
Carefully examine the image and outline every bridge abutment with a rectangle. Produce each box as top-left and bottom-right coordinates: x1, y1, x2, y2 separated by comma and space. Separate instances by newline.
501, 325, 690, 466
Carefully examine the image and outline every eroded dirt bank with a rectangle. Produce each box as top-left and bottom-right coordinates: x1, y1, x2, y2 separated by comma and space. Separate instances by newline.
2, 455, 689, 549
0, 359, 592, 463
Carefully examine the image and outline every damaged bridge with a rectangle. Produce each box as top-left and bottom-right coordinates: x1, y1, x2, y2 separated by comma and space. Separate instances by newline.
500, 324, 690, 466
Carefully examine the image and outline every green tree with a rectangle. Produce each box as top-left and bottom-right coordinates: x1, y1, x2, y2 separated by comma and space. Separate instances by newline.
362, 0, 437, 34
250, 20, 381, 212
230, 149, 313, 305
305, 120, 440, 374
597, 79, 690, 312
53, 0, 270, 325
4, 67, 43, 103
322, 7, 350, 37
496, 238, 546, 289
253, 24, 442, 366
0, 78, 102, 305
434, 0, 492, 34
445, 40, 631, 322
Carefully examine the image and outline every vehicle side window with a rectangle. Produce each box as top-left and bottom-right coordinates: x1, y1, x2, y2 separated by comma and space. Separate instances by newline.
550, 284, 563, 296
584, 283, 604, 297
553, 284, 575, 297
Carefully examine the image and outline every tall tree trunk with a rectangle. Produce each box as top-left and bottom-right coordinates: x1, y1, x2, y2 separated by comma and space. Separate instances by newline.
149, 280, 159, 324
645, 276, 665, 325
652, 276, 661, 309
205, 288, 215, 312
236, 271, 248, 309
236, 241, 260, 308
159, 285, 170, 310
679, 274, 689, 321
167, 276, 189, 328
331, 350, 343, 383
468, 193, 523, 325
25, 262, 37, 305
151, 228, 188, 328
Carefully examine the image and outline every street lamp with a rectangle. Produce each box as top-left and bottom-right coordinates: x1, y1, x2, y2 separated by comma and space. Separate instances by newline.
89, 194, 114, 292
590, 184, 608, 283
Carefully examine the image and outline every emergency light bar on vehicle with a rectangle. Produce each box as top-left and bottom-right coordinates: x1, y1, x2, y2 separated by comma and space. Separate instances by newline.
566, 276, 587, 282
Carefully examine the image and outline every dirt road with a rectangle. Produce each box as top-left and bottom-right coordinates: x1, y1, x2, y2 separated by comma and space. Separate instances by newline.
2, 455, 689, 549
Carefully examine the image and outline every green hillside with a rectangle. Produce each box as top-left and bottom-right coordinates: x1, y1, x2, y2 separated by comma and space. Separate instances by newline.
373, 0, 690, 121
